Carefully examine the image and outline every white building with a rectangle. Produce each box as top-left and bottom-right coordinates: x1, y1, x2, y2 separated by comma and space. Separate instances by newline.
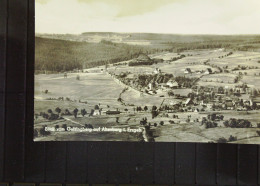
166, 80, 178, 88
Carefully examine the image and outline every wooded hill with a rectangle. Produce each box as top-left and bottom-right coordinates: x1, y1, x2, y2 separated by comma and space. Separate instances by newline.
35, 37, 159, 72
35, 33, 260, 72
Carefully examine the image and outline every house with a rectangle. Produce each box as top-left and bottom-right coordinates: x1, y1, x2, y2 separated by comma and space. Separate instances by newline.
184, 68, 192, 74
148, 82, 153, 90
154, 68, 161, 74
166, 80, 178, 88
169, 100, 182, 106
93, 105, 102, 115
206, 103, 213, 109
225, 100, 234, 110
136, 53, 152, 62
204, 68, 213, 74
185, 98, 194, 106
159, 83, 168, 89
240, 94, 252, 106
252, 97, 260, 108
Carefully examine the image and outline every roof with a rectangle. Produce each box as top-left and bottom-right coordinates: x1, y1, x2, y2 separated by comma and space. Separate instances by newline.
136, 53, 151, 61
252, 97, 260, 103
167, 80, 178, 86
240, 94, 251, 100
185, 98, 193, 105
169, 100, 182, 105
185, 68, 192, 72
206, 68, 213, 72
226, 102, 234, 107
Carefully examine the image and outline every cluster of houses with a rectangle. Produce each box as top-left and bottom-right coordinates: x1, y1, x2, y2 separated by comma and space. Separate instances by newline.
148, 79, 179, 92
161, 84, 260, 113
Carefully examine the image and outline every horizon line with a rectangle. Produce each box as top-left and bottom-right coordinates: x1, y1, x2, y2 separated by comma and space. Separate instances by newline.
35, 31, 260, 36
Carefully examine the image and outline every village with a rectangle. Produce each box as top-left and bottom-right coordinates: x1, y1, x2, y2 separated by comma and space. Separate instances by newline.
34, 49, 260, 143
108, 52, 260, 113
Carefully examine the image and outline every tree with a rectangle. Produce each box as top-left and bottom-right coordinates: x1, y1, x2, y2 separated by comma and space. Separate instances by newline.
81, 109, 87, 117
144, 106, 148, 112
73, 108, 79, 118
55, 107, 61, 114
151, 106, 158, 119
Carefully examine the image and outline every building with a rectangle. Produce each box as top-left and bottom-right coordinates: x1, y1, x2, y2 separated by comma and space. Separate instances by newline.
252, 97, 260, 108
93, 105, 102, 115
204, 68, 213, 74
184, 68, 192, 74
169, 100, 182, 106
225, 100, 234, 110
166, 80, 178, 88
148, 82, 153, 90
154, 68, 161, 74
136, 53, 152, 62
185, 98, 194, 106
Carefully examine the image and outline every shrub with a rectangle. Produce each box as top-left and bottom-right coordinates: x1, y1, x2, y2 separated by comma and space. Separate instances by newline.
64, 109, 71, 115
223, 118, 252, 128
81, 109, 87, 117
55, 107, 61, 113
204, 121, 218, 129
228, 135, 237, 142
48, 113, 59, 120
160, 121, 164, 126
217, 137, 227, 143
47, 109, 53, 113
39, 126, 51, 136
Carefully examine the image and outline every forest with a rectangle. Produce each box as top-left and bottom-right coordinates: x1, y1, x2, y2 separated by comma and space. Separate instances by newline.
35, 37, 161, 72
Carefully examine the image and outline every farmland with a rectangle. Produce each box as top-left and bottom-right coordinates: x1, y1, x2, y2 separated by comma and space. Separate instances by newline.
35, 33, 260, 143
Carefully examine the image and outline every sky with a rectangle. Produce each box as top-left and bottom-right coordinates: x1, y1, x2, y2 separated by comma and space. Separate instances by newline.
36, 0, 260, 35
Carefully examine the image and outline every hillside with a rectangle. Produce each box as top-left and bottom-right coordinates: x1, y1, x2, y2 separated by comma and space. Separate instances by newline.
35, 37, 158, 72
37, 32, 260, 46
35, 33, 260, 72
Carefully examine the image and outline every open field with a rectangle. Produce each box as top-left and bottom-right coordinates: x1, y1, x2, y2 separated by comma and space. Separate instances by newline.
208, 51, 260, 69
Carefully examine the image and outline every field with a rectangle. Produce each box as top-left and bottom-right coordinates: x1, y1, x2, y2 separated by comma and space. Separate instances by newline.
35, 33, 260, 143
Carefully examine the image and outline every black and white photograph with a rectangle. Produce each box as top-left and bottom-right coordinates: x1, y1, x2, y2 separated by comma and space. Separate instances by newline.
34, 0, 260, 143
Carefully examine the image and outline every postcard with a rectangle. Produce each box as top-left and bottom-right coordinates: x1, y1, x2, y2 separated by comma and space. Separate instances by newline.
34, 0, 260, 143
